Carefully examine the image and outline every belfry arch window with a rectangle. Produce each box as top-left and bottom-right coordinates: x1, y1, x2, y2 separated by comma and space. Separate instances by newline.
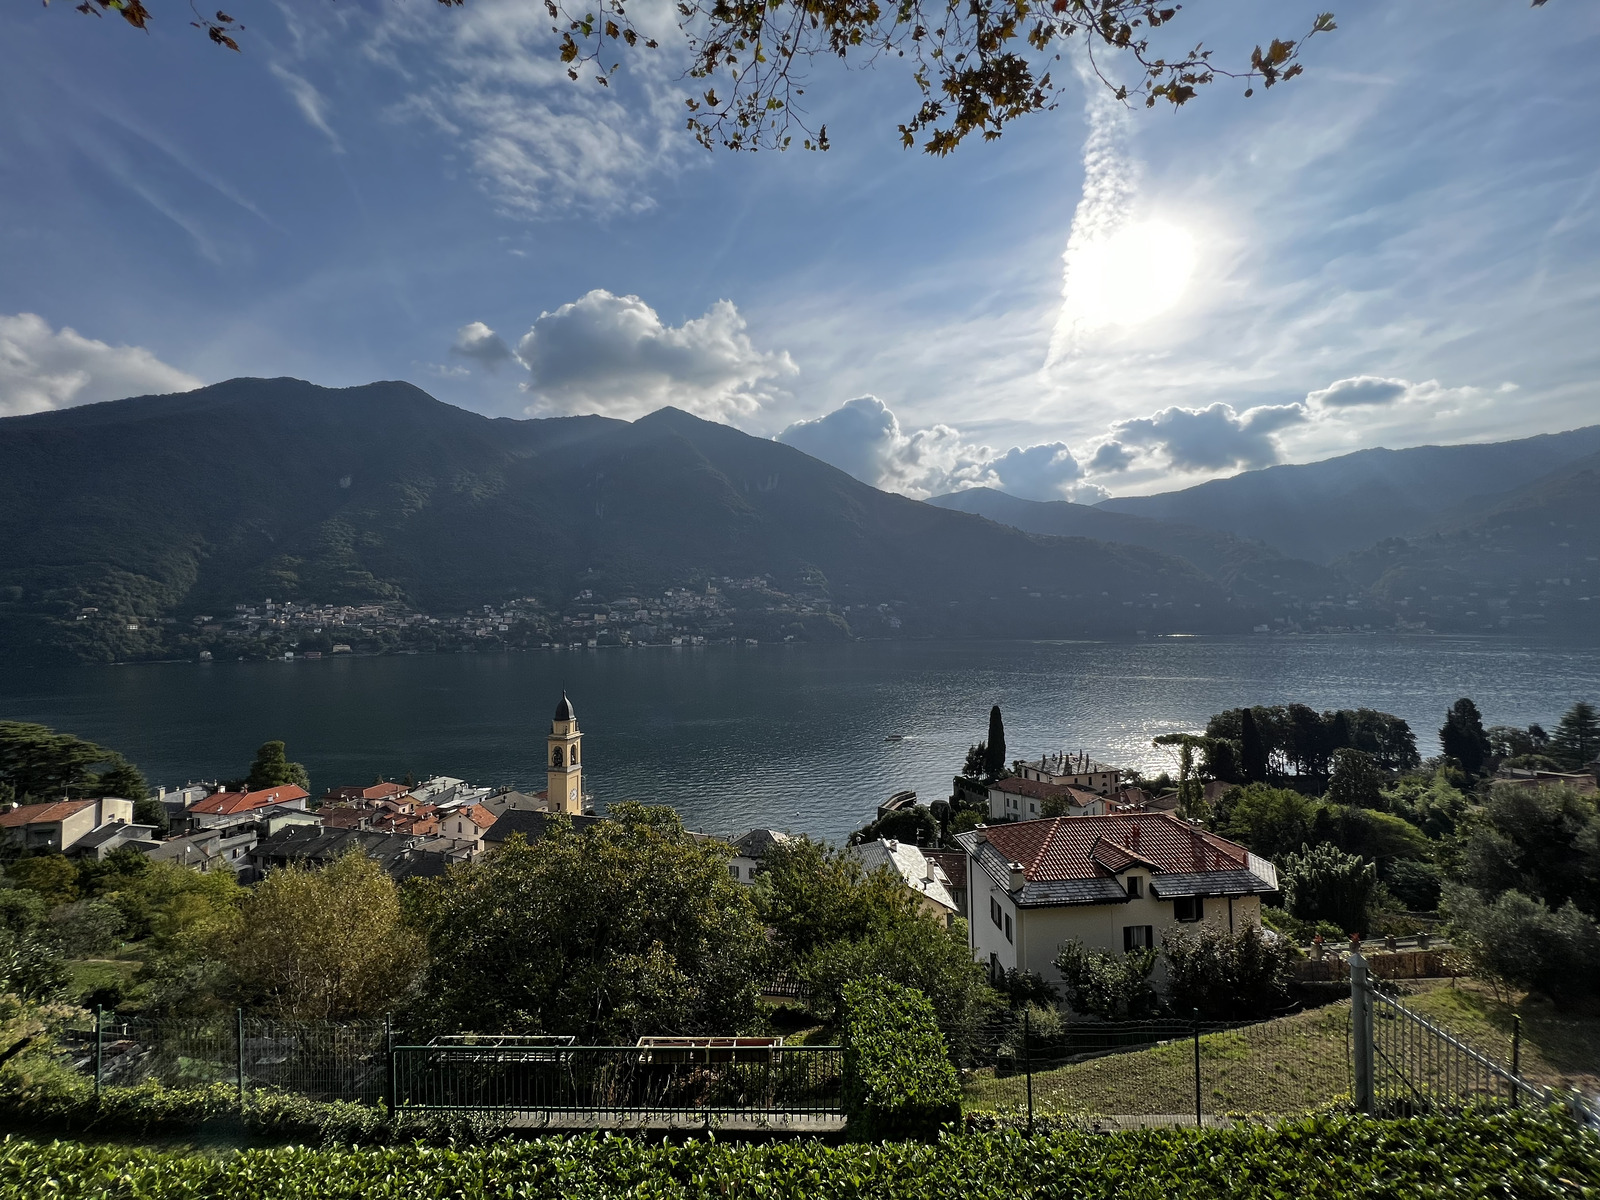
551, 747, 564, 768
570, 746, 579, 765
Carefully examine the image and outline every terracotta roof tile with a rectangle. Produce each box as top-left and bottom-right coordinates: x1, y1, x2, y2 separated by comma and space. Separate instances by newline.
0, 799, 94, 827
979, 812, 1247, 882
189, 784, 308, 816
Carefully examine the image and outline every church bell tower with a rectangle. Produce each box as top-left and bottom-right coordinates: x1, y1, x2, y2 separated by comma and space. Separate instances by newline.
546, 693, 583, 815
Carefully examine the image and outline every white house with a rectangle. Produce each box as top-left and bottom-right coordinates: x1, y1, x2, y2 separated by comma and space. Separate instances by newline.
985, 776, 1108, 823
727, 828, 794, 883
1016, 751, 1125, 794
954, 812, 1278, 986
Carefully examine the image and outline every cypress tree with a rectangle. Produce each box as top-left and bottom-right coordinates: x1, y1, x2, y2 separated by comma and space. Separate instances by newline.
1439, 698, 1491, 781
1240, 707, 1268, 784
1550, 701, 1600, 770
983, 706, 1007, 779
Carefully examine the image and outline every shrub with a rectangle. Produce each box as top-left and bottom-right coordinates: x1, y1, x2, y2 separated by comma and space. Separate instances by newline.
999, 967, 1059, 1009
839, 978, 960, 1141
1381, 859, 1442, 913
47, 899, 125, 958
1282, 842, 1376, 936
1052, 941, 1160, 1019
1445, 885, 1600, 1008
0, 928, 68, 1001
1161, 923, 1295, 1019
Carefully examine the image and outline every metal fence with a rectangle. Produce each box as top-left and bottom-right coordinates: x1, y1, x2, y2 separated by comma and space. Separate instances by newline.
964, 1004, 1351, 1125
68, 1011, 841, 1123
1351, 951, 1553, 1118
392, 1041, 844, 1121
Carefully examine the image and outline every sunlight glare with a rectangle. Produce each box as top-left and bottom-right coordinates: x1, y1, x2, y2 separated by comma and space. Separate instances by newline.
1061, 219, 1197, 330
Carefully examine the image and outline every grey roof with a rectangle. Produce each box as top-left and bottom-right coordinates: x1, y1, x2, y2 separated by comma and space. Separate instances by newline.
954, 829, 1276, 909
483, 809, 605, 845
847, 838, 958, 912
74, 822, 159, 850
554, 692, 575, 721
731, 828, 794, 858
250, 826, 420, 876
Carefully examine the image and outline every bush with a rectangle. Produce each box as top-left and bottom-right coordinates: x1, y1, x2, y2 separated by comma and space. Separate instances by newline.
47, 899, 125, 958
1052, 941, 1160, 1019
1161, 924, 1295, 1019
839, 978, 961, 1141
0, 928, 68, 1001
0, 1109, 1595, 1195
1381, 860, 1443, 913
1446, 886, 1600, 1008
1282, 842, 1376, 936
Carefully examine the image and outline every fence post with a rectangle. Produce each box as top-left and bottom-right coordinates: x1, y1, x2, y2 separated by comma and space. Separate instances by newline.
1192, 1008, 1202, 1128
385, 1014, 396, 1112
236, 1007, 245, 1107
94, 1004, 104, 1101
1350, 947, 1373, 1115
1023, 1008, 1033, 1136
1510, 1014, 1522, 1106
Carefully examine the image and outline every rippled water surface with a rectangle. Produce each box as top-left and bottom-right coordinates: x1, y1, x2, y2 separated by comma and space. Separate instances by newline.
4, 636, 1598, 843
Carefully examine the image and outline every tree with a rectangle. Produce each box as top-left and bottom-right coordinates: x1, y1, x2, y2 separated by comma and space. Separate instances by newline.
1052, 940, 1160, 1020
1239, 707, 1268, 784
1439, 698, 1491, 781
132, 796, 170, 836
4, 855, 80, 907
64, 1, 1340, 154
1325, 747, 1384, 810
1458, 784, 1600, 918
0, 928, 68, 1002
417, 803, 767, 1041
0, 721, 144, 805
226, 852, 423, 1021
1161, 924, 1294, 1019
848, 805, 941, 848
1550, 701, 1600, 770
1281, 842, 1376, 936
961, 742, 987, 780
1210, 784, 1316, 862
246, 740, 311, 793
46, 899, 125, 958
91, 760, 148, 802
1446, 886, 1600, 1009
753, 836, 912, 968
1152, 733, 1219, 817
983, 706, 1007, 780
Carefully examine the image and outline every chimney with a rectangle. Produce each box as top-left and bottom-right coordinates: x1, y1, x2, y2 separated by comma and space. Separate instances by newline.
1008, 861, 1025, 892
1129, 822, 1140, 852
973, 827, 988, 845
1190, 827, 1205, 872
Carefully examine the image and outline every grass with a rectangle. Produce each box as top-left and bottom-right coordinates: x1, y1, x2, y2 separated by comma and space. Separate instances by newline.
963, 1004, 1352, 1117
962, 978, 1600, 1119
64, 957, 141, 1003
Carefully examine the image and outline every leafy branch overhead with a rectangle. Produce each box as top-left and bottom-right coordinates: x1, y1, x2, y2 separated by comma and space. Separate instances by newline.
61, 0, 1343, 153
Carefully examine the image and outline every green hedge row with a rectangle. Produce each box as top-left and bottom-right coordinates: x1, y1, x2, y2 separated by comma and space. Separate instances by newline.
0, 1078, 513, 1147
839, 979, 961, 1140
2, 1110, 1595, 1200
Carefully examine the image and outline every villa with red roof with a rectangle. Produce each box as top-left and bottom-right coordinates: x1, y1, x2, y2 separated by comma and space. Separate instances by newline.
953, 812, 1279, 986
186, 784, 309, 827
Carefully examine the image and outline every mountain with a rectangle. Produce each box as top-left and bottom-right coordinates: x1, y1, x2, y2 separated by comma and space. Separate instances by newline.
1335, 451, 1600, 635
924, 488, 1373, 616
1096, 426, 1600, 563
0, 378, 1263, 662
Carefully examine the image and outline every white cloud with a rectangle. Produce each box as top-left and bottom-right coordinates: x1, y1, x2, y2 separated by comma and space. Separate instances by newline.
450, 321, 515, 370
514, 290, 796, 422
777, 396, 1104, 501
269, 63, 344, 153
369, 0, 689, 217
0, 313, 201, 417
1306, 375, 1409, 408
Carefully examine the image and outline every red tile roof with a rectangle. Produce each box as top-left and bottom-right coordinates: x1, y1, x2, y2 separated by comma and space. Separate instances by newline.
0, 799, 93, 827
189, 785, 309, 816
924, 849, 967, 890
979, 812, 1247, 883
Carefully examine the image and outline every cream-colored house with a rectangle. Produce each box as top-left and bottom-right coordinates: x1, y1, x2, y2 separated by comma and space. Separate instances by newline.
0, 796, 136, 854
954, 813, 1278, 986
1016, 752, 1125, 795
986, 776, 1107, 822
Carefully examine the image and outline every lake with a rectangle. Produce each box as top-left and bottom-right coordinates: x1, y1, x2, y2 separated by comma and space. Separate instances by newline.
3, 635, 1598, 843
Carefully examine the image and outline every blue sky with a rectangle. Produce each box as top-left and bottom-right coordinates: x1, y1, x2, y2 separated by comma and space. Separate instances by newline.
1, 0, 1596, 499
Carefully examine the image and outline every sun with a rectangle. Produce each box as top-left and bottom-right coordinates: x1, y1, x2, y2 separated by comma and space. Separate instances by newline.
1060, 219, 1198, 330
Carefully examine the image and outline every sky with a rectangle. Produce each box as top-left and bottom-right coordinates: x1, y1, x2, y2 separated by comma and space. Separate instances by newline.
1, 0, 1597, 500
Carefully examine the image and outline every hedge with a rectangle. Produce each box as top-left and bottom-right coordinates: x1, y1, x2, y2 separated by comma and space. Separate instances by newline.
840, 978, 961, 1141
1, 1109, 1596, 1199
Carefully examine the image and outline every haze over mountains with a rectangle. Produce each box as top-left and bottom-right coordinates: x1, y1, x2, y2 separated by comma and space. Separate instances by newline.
1, 378, 1595, 663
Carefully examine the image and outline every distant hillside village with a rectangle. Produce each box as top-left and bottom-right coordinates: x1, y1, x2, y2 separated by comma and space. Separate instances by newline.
6, 694, 1596, 1001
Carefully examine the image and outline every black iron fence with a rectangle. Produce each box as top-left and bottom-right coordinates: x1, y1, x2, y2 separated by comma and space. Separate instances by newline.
66, 1011, 842, 1123
964, 1004, 1352, 1125
391, 1040, 844, 1121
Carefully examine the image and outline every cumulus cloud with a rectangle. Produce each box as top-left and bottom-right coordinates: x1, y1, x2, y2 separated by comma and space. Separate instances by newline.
513, 290, 795, 422
1112, 402, 1309, 473
1089, 440, 1136, 473
0, 313, 201, 417
1304, 375, 1501, 420
450, 321, 515, 370
1306, 375, 1409, 408
778, 396, 1104, 501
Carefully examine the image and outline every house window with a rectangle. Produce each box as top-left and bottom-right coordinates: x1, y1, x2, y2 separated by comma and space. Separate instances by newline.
1123, 924, 1154, 951
1125, 875, 1142, 899
1004, 913, 1013, 943
990, 897, 1003, 929
1175, 896, 1203, 922
728, 865, 740, 879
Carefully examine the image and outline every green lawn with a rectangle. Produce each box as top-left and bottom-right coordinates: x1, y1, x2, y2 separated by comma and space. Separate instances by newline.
63, 956, 142, 1003
963, 1003, 1352, 1117
1402, 979, 1600, 1096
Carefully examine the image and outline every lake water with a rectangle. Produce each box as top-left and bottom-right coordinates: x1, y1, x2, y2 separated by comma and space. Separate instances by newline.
3, 635, 1598, 844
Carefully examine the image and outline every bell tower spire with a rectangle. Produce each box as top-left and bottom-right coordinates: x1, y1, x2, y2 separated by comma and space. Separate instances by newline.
546, 692, 583, 814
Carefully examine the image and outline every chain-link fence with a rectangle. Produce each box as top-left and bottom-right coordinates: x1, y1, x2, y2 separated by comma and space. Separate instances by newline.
963, 1003, 1353, 1123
